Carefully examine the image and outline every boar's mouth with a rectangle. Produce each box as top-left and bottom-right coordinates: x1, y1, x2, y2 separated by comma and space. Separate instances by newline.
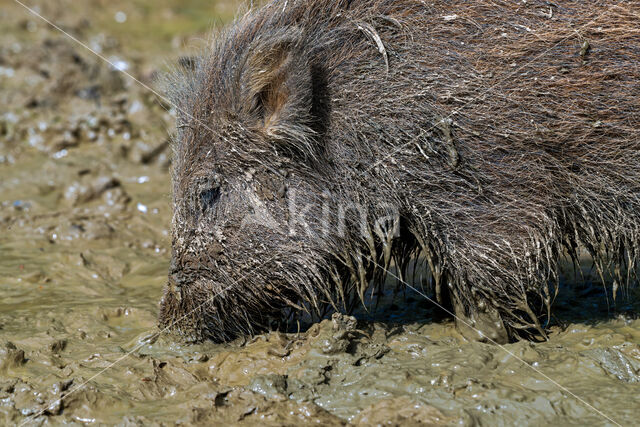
158, 271, 295, 343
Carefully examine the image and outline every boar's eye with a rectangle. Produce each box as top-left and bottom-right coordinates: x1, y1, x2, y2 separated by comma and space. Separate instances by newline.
199, 187, 220, 212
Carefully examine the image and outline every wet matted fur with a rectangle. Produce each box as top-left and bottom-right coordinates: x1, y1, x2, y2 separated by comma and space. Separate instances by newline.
159, 0, 640, 342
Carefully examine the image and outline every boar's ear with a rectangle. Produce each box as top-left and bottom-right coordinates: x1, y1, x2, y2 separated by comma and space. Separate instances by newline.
241, 36, 319, 157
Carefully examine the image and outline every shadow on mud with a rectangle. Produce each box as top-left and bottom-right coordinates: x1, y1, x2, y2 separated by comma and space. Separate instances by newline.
287, 257, 640, 338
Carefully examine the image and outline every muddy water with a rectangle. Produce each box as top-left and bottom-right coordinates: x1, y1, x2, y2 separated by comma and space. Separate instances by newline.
1, 1, 639, 425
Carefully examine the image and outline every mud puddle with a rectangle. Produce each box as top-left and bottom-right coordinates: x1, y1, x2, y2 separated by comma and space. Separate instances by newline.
1, 1, 639, 425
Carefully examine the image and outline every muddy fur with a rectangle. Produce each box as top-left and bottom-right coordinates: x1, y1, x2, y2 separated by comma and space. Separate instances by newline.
158, 0, 640, 342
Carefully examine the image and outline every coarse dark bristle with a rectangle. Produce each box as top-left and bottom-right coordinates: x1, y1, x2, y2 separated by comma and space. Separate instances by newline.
159, 0, 640, 342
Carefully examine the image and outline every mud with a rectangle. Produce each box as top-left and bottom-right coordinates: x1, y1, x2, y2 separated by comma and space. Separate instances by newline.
1, 1, 639, 425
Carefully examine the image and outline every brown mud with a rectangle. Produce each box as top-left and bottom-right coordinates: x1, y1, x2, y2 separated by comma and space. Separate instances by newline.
1, 1, 639, 425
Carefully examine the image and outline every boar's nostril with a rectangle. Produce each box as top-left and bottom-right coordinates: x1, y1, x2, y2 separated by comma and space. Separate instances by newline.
169, 272, 180, 286
199, 187, 221, 212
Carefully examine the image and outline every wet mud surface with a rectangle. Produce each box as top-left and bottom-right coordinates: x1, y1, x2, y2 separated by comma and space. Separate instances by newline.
1, 1, 640, 425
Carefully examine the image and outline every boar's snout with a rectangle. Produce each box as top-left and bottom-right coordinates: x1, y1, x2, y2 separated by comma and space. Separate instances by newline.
159, 267, 228, 342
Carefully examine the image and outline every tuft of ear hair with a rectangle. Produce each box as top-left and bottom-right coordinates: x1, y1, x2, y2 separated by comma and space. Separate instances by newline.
240, 32, 319, 158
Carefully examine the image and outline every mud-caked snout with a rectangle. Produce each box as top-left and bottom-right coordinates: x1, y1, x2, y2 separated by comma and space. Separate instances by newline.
159, 259, 211, 341
158, 256, 284, 342
158, 270, 188, 337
